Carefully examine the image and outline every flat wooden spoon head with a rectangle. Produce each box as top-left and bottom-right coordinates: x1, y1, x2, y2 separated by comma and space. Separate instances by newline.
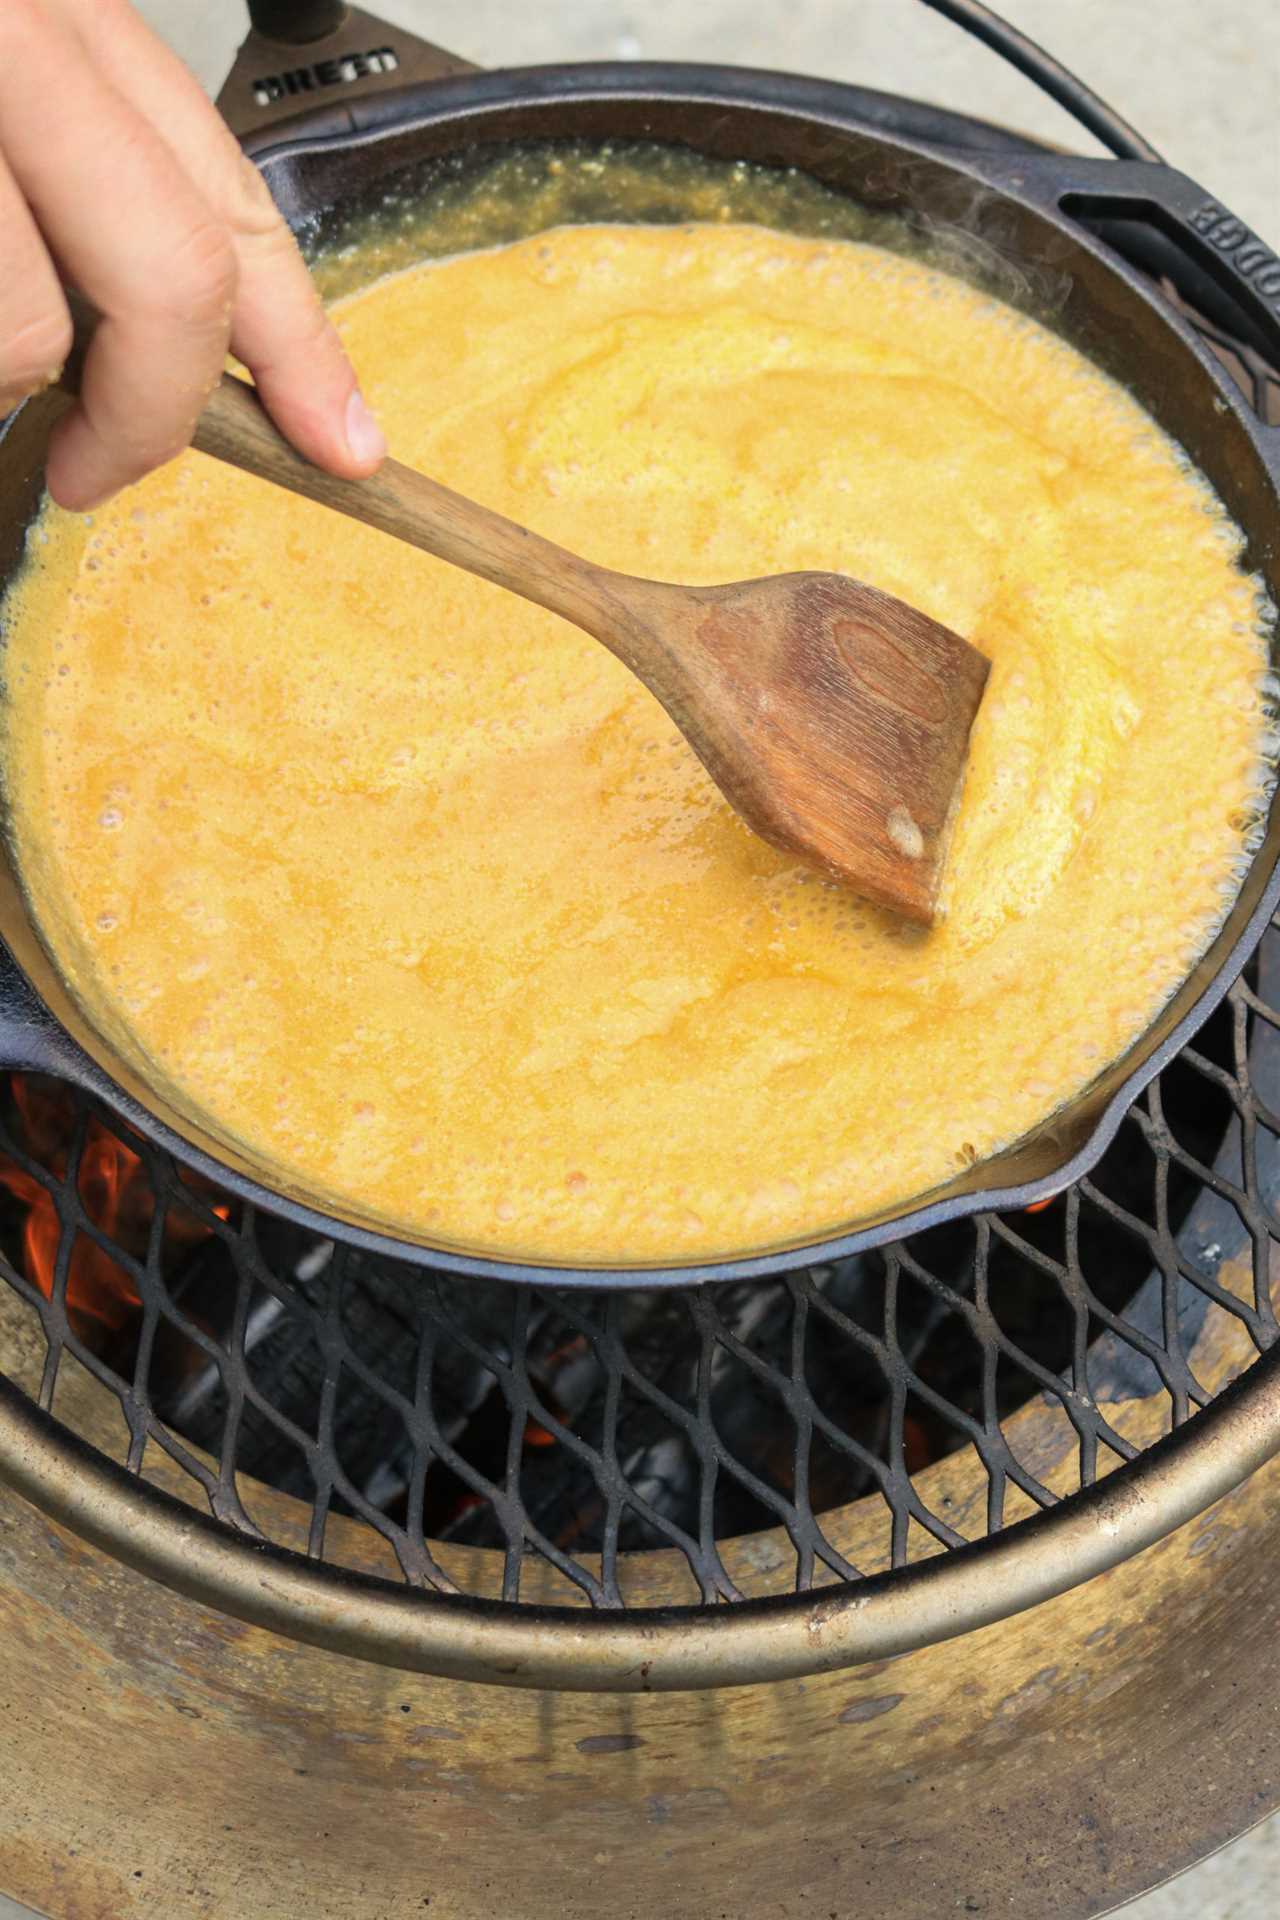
625, 572, 990, 923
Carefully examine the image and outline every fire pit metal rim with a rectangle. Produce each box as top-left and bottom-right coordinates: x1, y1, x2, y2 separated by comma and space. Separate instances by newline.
1, 1334, 1277, 1692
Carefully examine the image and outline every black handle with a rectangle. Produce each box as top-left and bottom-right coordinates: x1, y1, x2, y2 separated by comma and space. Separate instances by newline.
0, 939, 91, 1081
1059, 160, 1280, 359
219, 0, 476, 146
971, 152, 1280, 481
918, 0, 1160, 164
246, 0, 347, 44
983, 153, 1280, 363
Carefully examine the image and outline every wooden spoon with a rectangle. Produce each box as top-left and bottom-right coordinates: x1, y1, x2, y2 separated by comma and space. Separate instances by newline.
58, 316, 989, 924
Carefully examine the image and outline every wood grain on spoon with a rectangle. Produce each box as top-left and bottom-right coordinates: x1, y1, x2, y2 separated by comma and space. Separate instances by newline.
59, 306, 990, 923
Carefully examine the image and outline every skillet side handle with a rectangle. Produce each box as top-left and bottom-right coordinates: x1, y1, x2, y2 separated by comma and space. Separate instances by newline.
217, 1, 480, 147
975, 153, 1280, 485
0, 941, 91, 1082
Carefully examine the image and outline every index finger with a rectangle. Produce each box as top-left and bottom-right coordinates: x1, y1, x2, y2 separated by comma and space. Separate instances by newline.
61, 0, 387, 478
0, 5, 236, 508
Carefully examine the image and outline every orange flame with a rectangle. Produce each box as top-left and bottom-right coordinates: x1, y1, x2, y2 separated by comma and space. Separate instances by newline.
0, 1075, 226, 1339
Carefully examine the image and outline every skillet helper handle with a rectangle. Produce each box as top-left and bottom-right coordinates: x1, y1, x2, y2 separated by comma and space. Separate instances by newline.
967, 155, 1280, 483
1060, 161, 1280, 373
55, 296, 631, 647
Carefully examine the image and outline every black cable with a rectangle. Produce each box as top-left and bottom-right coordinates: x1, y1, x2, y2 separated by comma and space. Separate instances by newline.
919, 0, 1162, 163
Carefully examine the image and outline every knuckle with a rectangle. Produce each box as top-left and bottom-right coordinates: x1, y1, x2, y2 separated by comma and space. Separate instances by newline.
292, 292, 335, 355
163, 218, 239, 321
230, 152, 285, 239
97, 120, 240, 327
1, 304, 73, 397
250, 299, 334, 387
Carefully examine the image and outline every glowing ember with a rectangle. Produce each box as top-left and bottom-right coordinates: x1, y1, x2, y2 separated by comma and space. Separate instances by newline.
0, 1074, 225, 1339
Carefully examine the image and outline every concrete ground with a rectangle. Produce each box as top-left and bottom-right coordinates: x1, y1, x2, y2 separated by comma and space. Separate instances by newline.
1, 3, 1277, 1916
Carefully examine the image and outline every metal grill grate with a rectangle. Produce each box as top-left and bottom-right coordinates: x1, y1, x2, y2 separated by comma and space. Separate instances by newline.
0, 916, 1278, 1613
0, 244, 1277, 1650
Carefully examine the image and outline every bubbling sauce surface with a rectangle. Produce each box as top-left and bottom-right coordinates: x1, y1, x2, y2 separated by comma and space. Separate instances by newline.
1, 223, 1271, 1259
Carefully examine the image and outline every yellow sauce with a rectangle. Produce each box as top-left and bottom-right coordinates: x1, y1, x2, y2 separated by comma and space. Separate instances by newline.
1, 223, 1270, 1260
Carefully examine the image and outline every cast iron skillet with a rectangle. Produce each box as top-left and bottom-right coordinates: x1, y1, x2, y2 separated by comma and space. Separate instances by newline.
0, 10, 1278, 1286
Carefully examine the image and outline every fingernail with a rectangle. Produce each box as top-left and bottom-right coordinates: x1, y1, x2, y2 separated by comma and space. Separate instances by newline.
345, 387, 387, 466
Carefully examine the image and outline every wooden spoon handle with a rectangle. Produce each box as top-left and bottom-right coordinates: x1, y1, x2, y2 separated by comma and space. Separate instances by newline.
196, 371, 639, 639
58, 295, 647, 653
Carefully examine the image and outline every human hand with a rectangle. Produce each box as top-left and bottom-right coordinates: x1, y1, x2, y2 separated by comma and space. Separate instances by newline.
0, 0, 387, 510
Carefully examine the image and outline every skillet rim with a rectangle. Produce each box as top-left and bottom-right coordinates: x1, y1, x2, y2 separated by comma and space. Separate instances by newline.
0, 61, 1277, 1286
